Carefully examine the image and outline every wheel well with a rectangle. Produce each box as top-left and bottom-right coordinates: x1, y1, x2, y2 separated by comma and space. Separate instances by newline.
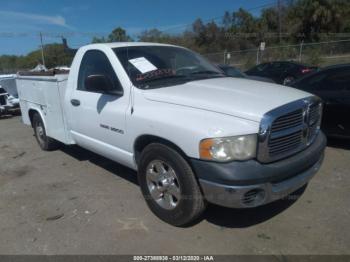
134, 135, 189, 165
28, 109, 39, 127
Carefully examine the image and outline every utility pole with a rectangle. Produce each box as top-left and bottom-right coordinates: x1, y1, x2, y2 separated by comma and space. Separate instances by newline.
40, 32, 46, 67
278, 0, 282, 43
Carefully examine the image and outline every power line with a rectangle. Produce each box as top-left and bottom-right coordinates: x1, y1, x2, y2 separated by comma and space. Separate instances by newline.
161, 1, 282, 33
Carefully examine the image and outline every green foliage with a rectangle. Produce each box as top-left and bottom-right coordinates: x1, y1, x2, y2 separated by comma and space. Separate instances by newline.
92, 27, 133, 43
287, 0, 347, 41
0, 43, 74, 73
1, 0, 350, 72
305, 47, 323, 65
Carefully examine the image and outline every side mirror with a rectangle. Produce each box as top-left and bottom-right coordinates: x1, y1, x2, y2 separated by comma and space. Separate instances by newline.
85, 74, 123, 96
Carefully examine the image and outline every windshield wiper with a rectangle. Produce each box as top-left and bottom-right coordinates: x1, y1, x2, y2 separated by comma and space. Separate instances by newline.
189, 70, 224, 76
138, 75, 191, 89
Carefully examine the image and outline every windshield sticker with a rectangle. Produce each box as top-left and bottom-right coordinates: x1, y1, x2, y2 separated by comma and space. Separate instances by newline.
128, 57, 157, 74
136, 69, 175, 82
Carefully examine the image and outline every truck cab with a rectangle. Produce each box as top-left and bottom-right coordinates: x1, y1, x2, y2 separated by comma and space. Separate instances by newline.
17, 43, 326, 226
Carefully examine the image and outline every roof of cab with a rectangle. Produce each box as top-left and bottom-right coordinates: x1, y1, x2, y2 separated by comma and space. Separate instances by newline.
82, 42, 179, 49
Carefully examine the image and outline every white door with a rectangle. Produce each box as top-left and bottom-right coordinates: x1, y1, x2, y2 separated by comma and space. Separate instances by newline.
69, 49, 132, 166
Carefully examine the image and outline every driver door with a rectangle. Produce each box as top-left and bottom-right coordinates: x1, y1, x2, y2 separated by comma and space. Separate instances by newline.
69, 49, 131, 164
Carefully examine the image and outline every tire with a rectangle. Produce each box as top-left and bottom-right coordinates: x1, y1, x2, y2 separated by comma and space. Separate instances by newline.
138, 143, 206, 226
32, 113, 60, 151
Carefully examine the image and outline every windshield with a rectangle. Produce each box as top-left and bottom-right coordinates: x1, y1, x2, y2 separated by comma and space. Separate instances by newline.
113, 46, 224, 89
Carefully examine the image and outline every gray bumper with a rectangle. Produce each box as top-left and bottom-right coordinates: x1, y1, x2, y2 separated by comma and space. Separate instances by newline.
191, 132, 326, 208
199, 154, 323, 208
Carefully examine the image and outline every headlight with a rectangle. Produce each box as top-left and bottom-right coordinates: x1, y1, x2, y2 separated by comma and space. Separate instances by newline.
199, 134, 257, 162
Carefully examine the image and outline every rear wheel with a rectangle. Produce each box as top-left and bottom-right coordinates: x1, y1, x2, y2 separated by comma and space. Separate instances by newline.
32, 113, 60, 151
138, 143, 206, 226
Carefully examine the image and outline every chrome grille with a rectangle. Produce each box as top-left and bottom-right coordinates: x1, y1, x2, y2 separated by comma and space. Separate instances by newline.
306, 103, 320, 144
269, 130, 303, 156
270, 109, 303, 132
257, 97, 322, 163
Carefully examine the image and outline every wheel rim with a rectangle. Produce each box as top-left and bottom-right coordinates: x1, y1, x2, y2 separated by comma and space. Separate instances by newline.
283, 77, 294, 85
146, 160, 181, 210
35, 121, 45, 145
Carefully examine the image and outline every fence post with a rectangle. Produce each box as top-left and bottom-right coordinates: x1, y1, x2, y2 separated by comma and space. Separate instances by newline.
299, 40, 304, 62
256, 48, 260, 65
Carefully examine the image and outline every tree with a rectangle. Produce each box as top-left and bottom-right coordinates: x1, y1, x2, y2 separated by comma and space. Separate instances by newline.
91, 27, 133, 43
107, 27, 133, 42
287, 0, 347, 41
139, 29, 165, 42
231, 8, 258, 34
3, 0, 350, 73
92, 36, 107, 43
222, 11, 232, 29
0, 43, 74, 73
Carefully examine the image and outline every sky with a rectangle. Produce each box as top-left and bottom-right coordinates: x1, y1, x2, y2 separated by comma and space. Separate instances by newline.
0, 0, 275, 55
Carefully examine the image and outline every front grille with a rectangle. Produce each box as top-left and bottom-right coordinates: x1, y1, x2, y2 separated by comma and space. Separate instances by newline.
307, 103, 320, 143
257, 97, 322, 163
269, 130, 303, 156
271, 109, 303, 132
0, 95, 6, 106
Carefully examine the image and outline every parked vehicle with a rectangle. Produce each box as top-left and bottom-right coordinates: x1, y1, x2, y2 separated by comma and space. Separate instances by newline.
0, 74, 18, 97
217, 64, 275, 83
290, 64, 350, 139
0, 86, 20, 116
0, 87, 8, 115
17, 43, 326, 226
0, 75, 20, 116
246, 61, 318, 85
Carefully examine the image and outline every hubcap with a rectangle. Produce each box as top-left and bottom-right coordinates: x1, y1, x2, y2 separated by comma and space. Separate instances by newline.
146, 160, 181, 210
36, 122, 45, 144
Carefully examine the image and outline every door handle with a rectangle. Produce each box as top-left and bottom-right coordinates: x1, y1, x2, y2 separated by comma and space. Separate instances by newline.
70, 99, 80, 107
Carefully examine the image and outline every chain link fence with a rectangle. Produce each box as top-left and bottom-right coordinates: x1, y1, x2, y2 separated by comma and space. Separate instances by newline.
203, 39, 350, 70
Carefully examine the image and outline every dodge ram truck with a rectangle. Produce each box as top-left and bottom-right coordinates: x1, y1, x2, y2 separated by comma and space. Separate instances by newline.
17, 42, 326, 226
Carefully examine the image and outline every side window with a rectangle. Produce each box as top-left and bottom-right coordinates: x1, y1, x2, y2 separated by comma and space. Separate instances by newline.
256, 63, 269, 72
77, 50, 123, 93
248, 63, 268, 74
270, 62, 288, 72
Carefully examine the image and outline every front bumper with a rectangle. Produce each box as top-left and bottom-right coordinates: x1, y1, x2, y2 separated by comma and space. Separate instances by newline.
191, 132, 326, 208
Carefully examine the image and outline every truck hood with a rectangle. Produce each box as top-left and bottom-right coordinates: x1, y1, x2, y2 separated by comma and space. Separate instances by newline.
142, 77, 311, 122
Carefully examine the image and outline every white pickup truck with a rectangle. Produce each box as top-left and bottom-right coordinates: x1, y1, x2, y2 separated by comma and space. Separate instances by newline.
17, 42, 326, 226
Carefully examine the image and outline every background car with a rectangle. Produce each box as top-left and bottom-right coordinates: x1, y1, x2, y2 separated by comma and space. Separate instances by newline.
245, 61, 318, 85
0, 87, 9, 116
218, 64, 275, 83
289, 64, 350, 139
0, 86, 20, 116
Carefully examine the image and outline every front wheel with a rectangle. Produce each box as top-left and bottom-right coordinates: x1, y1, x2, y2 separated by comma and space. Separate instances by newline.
138, 143, 206, 226
32, 113, 60, 151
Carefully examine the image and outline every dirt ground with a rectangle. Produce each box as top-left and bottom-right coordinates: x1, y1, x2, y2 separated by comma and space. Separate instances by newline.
0, 116, 349, 255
